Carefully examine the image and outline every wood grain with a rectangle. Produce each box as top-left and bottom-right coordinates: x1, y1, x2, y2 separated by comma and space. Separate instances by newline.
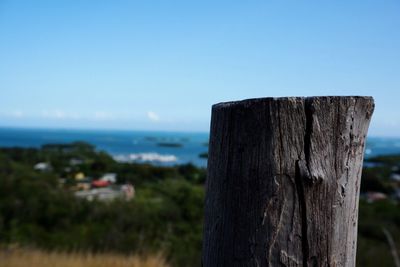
202, 96, 374, 267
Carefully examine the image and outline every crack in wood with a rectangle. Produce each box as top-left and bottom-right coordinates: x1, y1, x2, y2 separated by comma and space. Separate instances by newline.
295, 160, 310, 267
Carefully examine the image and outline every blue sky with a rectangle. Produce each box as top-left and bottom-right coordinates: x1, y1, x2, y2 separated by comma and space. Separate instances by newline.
0, 1, 399, 135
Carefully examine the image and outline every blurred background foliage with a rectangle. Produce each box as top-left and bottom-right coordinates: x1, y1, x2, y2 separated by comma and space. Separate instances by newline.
0, 143, 399, 266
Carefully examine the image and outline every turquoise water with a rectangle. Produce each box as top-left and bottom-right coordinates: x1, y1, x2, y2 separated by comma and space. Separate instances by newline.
0, 127, 399, 167
0, 127, 209, 166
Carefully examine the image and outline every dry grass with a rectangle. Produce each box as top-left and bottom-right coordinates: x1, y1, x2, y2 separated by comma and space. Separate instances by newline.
0, 249, 170, 267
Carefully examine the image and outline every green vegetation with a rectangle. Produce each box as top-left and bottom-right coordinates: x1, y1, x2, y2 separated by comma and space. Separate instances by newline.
357, 200, 400, 267
357, 154, 400, 267
0, 143, 204, 267
1, 143, 400, 266
366, 154, 400, 166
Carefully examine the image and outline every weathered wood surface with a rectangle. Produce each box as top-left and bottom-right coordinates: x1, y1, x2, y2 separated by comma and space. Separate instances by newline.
202, 96, 374, 267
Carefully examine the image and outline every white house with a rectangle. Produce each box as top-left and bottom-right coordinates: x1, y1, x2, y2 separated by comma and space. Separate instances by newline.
100, 173, 117, 183
34, 162, 52, 172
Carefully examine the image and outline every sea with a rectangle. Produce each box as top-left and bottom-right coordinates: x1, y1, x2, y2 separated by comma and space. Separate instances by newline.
0, 127, 400, 167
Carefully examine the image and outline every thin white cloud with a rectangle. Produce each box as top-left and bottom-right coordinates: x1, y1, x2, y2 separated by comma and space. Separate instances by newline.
41, 110, 83, 120
10, 110, 24, 118
40, 110, 117, 121
54, 110, 66, 119
147, 111, 160, 122
41, 110, 66, 119
93, 111, 114, 121
0, 110, 25, 118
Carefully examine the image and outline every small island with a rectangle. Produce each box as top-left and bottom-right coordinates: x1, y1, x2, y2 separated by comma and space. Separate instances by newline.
199, 152, 208, 158
157, 142, 183, 148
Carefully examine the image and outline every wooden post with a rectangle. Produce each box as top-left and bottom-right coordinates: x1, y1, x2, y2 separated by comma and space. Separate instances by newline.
202, 97, 374, 267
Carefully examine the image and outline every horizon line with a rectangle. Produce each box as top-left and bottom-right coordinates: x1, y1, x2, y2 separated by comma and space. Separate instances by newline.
1, 125, 400, 139
0, 125, 210, 135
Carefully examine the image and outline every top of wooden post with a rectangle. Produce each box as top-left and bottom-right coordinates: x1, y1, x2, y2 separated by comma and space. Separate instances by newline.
213, 96, 374, 110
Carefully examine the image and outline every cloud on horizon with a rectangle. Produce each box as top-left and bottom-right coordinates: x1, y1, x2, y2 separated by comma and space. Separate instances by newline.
147, 111, 160, 122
